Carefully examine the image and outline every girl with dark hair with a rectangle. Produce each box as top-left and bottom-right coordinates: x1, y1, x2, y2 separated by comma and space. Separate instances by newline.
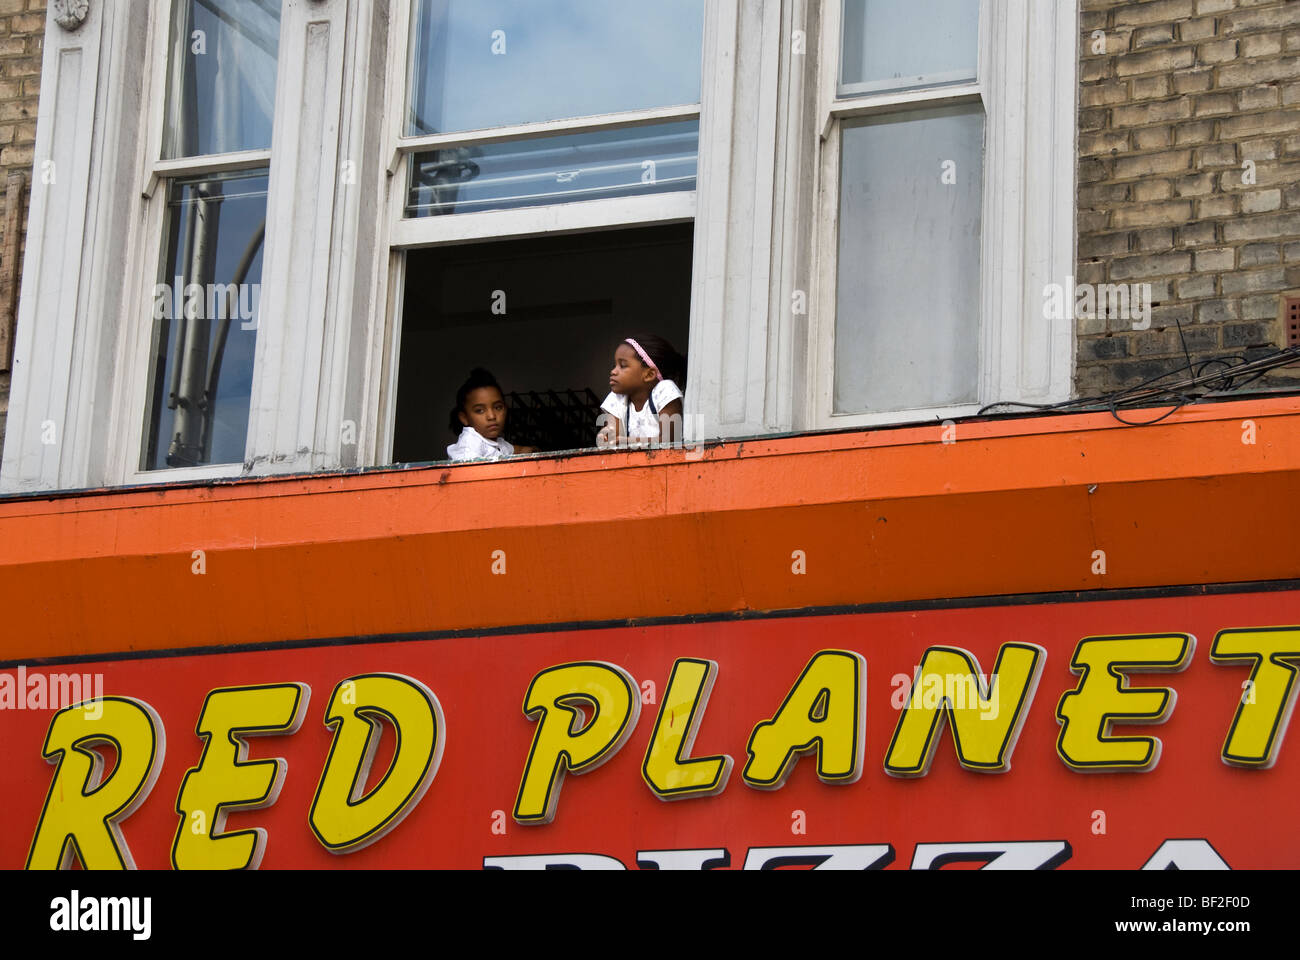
447, 368, 535, 461
597, 335, 687, 447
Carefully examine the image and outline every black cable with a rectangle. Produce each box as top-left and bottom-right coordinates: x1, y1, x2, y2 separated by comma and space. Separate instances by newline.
1174, 316, 1194, 372
978, 346, 1300, 423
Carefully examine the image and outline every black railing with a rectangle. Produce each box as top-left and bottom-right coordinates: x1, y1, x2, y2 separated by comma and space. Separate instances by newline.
504, 389, 604, 453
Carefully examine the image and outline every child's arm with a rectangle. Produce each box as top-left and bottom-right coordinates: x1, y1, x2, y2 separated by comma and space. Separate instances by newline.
658, 399, 684, 444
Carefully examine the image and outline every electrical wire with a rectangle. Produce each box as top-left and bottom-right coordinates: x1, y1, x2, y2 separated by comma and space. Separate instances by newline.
978, 345, 1300, 425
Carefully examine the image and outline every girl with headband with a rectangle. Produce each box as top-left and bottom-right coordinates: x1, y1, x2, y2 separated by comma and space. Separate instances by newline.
597, 335, 686, 447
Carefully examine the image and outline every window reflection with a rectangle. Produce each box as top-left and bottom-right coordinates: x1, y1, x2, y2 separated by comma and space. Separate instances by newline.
407, 121, 699, 217
834, 105, 985, 415
142, 170, 268, 470
163, 0, 281, 158
840, 0, 979, 96
408, 0, 704, 136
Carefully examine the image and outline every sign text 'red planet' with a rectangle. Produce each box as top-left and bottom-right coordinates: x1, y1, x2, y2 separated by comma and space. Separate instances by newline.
22, 625, 1300, 870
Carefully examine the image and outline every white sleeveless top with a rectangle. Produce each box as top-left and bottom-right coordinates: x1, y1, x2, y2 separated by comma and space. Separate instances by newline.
600, 380, 683, 440
447, 426, 516, 462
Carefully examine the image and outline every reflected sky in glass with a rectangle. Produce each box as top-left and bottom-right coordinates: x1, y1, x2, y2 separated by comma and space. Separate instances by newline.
164, 0, 281, 158
841, 0, 979, 95
408, 0, 704, 135
143, 170, 268, 470
834, 105, 984, 415
407, 120, 699, 217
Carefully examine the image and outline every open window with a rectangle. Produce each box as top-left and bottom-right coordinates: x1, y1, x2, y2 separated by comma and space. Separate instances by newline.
393, 223, 693, 463
383, 0, 706, 465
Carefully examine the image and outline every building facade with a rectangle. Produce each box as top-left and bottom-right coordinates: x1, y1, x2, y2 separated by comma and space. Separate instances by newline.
0, 0, 44, 457
0, 0, 1298, 870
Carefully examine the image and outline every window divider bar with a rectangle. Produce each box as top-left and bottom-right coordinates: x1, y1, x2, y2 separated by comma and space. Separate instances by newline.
821, 82, 983, 141
390, 191, 697, 249
393, 103, 702, 160
145, 149, 275, 198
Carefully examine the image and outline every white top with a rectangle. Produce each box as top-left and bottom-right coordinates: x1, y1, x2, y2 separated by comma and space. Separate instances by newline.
600, 379, 683, 440
447, 426, 516, 462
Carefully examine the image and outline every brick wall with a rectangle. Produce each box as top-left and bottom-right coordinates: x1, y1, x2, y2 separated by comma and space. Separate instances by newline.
0, 0, 42, 462
1077, 0, 1300, 395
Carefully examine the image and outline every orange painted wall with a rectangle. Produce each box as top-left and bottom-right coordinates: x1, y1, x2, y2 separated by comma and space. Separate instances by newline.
1, 397, 1298, 664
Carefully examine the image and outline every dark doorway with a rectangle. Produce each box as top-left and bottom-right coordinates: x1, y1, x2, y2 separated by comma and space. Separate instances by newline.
393, 222, 693, 463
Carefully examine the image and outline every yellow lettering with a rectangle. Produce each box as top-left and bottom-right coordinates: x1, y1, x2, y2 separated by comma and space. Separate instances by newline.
642, 658, 733, 800
1211, 627, 1300, 768
27, 698, 165, 870
514, 662, 639, 825
743, 650, 865, 789
309, 674, 444, 853
172, 683, 309, 870
885, 643, 1044, 776
1056, 634, 1194, 772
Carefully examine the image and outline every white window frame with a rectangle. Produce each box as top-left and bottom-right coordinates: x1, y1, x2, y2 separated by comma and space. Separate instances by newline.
806, 0, 1077, 431
384, 0, 704, 246
107, 1, 279, 486
112, 0, 360, 487
2, 0, 386, 493
376, 0, 711, 462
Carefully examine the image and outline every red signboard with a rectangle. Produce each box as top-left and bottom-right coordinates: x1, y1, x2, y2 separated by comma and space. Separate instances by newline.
2, 588, 1297, 869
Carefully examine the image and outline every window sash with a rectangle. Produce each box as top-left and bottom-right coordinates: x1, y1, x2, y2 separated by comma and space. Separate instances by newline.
388, 0, 704, 231
833, 105, 987, 416
393, 103, 701, 157
121, 2, 285, 484
388, 110, 701, 247
140, 168, 271, 472
810, 0, 993, 429
808, 0, 1076, 432
161, 0, 281, 160
837, 0, 982, 99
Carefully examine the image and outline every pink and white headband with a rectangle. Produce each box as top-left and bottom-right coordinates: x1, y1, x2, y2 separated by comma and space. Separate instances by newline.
624, 338, 662, 382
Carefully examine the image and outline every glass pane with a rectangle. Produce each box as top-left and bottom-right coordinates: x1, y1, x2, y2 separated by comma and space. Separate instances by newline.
142, 170, 269, 471
406, 121, 698, 218
840, 0, 979, 97
407, 0, 704, 136
163, 0, 282, 158
834, 105, 984, 415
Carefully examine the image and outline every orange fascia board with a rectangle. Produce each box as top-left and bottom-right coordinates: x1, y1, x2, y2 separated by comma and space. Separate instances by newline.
1, 397, 1298, 663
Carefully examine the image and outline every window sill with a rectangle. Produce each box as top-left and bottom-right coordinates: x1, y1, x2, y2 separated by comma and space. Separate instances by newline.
0, 391, 1296, 506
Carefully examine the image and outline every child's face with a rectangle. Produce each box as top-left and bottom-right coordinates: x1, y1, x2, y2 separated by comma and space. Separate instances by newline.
459, 386, 507, 440
609, 343, 656, 395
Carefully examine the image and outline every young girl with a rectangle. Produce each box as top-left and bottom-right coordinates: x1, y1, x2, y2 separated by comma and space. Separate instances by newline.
447, 368, 536, 461
597, 336, 686, 447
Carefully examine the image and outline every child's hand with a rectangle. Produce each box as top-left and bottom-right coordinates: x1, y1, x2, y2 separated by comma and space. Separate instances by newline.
596, 413, 618, 450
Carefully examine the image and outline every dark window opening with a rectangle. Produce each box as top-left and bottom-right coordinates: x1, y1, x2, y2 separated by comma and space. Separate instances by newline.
393, 223, 693, 464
